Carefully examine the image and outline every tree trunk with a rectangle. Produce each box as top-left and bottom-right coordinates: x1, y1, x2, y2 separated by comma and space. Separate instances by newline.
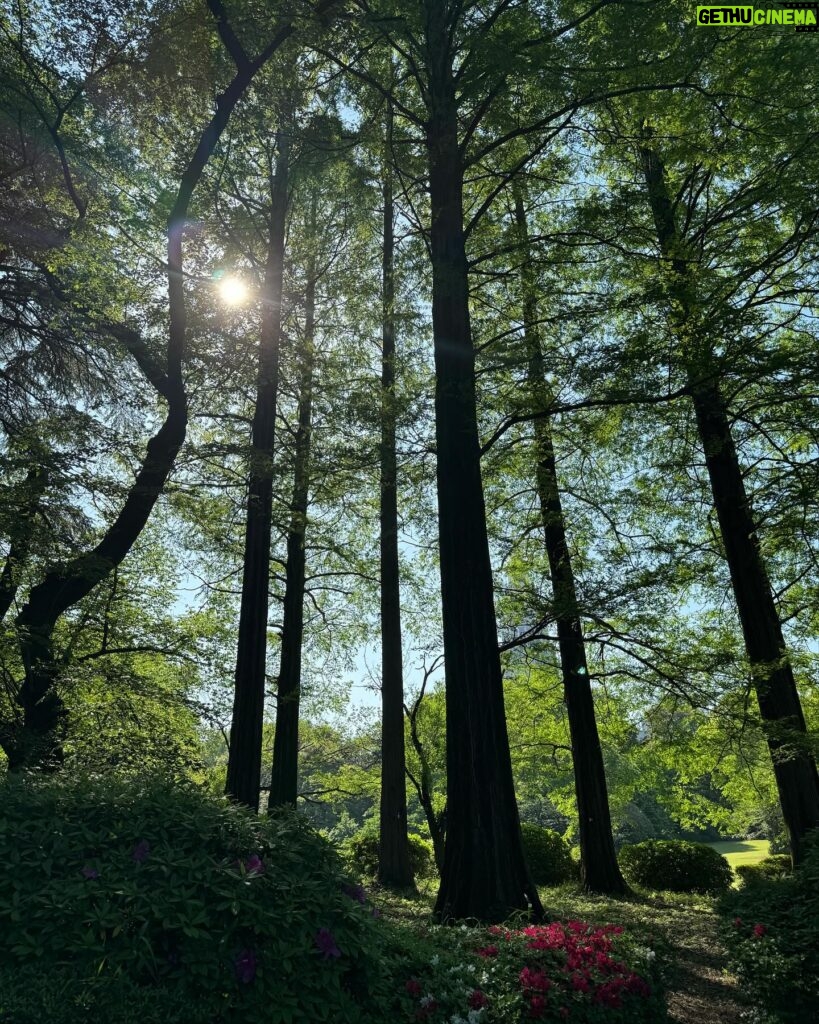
424, 16, 543, 922
640, 140, 819, 865
268, 192, 316, 811
0, 462, 48, 624
514, 191, 628, 894
227, 132, 290, 811
377, 102, 414, 888
6, 11, 295, 771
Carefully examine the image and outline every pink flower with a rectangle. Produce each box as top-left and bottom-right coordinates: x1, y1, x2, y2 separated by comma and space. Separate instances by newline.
468, 989, 488, 1009
529, 995, 547, 1018
244, 854, 265, 875
732, 917, 743, 929
752, 923, 767, 939
476, 944, 498, 957
406, 978, 423, 997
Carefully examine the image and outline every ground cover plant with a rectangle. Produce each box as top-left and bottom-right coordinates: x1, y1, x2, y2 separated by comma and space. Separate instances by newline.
719, 834, 819, 1023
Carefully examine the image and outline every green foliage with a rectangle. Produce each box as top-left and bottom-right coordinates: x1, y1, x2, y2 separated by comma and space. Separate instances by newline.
0, 773, 412, 1024
619, 840, 733, 895
519, 822, 577, 886
341, 820, 435, 881
720, 834, 819, 1023
735, 855, 792, 887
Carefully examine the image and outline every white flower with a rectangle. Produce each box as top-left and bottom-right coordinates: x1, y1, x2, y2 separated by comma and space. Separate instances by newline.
420, 995, 435, 1008
450, 1017, 466, 1024
467, 1011, 484, 1024
431, 954, 440, 966
460, 924, 468, 931
480, 971, 489, 985
646, 949, 656, 961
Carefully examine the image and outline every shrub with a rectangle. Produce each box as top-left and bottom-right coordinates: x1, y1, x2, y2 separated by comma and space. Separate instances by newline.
519, 823, 577, 886
619, 839, 732, 894
720, 833, 819, 1024
0, 773, 405, 1024
735, 854, 792, 887
341, 821, 435, 881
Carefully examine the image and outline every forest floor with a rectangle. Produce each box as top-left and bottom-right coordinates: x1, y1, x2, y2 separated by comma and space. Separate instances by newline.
376, 883, 749, 1024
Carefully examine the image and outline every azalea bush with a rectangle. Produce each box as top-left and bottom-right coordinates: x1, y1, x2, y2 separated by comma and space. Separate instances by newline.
395, 918, 664, 1022
0, 773, 405, 1023
520, 824, 577, 886
720, 834, 819, 1023
618, 839, 732, 894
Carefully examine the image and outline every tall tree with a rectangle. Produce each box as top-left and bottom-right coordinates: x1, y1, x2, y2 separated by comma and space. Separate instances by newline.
377, 100, 414, 887
638, 133, 819, 864
513, 186, 627, 893
227, 123, 291, 810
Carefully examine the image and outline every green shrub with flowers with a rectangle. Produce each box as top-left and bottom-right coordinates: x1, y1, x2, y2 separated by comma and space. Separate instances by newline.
618, 839, 732, 894
720, 833, 819, 1023
395, 918, 665, 1023
0, 773, 409, 1024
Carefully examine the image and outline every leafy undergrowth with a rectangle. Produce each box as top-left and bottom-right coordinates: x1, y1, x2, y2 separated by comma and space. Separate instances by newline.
374, 883, 746, 1024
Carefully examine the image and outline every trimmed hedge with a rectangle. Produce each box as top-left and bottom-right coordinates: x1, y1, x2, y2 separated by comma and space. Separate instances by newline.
735, 854, 792, 887
340, 822, 435, 881
0, 774, 403, 1024
520, 822, 577, 886
619, 839, 732, 894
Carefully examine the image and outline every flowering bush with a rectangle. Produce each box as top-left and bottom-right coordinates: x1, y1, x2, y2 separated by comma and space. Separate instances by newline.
618, 839, 732, 894
0, 774, 407, 1023
720, 833, 819, 1023
396, 919, 664, 1022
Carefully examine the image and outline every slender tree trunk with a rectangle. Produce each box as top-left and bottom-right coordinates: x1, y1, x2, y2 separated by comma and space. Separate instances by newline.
640, 141, 819, 865
514, 191, 628, 894
227, 132, 290, 810
268, 194, 316, 811
424, 13, 543, 922
406, 698, 446, 873
377, 103, 414, 888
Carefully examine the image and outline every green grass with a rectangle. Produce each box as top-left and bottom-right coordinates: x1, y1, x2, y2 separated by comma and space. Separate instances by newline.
705, 839, 770, 871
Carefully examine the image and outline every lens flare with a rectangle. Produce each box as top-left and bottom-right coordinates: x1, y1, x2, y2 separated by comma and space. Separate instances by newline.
219, 276, 248, 305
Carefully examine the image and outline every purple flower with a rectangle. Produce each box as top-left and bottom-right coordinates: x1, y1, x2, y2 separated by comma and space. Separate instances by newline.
131, 839, 150, 863
315, 927, 341, 959
234, 948, 258, 984
343, 882, 366, 904
244, 854, 265, 876
81, 866, 100, 879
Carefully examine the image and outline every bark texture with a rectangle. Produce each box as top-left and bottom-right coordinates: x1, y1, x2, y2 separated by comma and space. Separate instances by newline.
425, 6, 543, 922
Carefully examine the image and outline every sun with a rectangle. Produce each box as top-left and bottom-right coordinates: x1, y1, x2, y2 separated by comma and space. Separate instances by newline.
218, 275, 248, 306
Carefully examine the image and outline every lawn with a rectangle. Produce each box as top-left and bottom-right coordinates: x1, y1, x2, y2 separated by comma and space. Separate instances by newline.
705, 840, 770, 872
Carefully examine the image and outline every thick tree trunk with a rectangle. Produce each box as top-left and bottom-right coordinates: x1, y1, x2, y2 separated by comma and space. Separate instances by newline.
268, 198, 316, 811
377, 104, 414, 888
640, 141, 819, 865
424, 25, 543, 922
514, 192, 627, 894
227, 132, 290, 811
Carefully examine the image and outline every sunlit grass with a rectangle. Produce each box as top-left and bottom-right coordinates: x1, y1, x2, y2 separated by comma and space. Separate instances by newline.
705, 839, 770, 872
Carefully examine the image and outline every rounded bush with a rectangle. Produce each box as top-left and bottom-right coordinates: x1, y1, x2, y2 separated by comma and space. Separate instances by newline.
341, 822, 435, 881
735, 854, 792, 887
619, 839, 732, 894
520, 822, 577, 886
0, 774, 403, 1023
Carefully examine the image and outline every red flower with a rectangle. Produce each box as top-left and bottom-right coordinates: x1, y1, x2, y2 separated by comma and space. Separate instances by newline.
468, 989, 488, 1010
732, 917, 742, 929
520, 967, 551, 992
752, 923, 767, 939
476, 945, 499, 957
406, 978, 423, 998
529, 995, 547, 1019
